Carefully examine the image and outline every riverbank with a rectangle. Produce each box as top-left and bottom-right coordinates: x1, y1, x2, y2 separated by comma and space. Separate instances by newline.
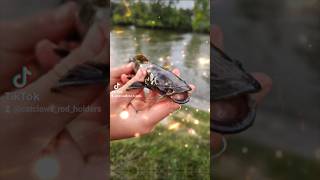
111, 1, 209, 33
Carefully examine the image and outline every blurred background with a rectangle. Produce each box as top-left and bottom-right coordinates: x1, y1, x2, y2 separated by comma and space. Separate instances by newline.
110, 0, 210, 179
212, 0, 320, 179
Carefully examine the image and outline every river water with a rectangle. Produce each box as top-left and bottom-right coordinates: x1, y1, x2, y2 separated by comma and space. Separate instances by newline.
111, 26, 210, 110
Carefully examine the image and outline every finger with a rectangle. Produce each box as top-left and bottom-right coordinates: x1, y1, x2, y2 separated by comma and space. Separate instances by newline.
211, 25, 223, 48
52, 130, 84, 179
0, 23, 107, 156
189, 84, 196, 93
130, 89, 147, 111
110, 63, 134, 87
111, 63, 134, 79
141, 100, 180, 127
0, 2, 79, 92
144, 90, 158, 107
1, 2, 79, 51
211, 132, 223, 151
172, 68, 180, 76
67, 92, 108, 156
35, 39, 61, 71
251, 72, 273, 105
120, 74, 130, 84
113, 68, 147, 105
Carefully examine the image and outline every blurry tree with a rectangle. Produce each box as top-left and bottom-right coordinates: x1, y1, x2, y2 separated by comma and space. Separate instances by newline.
111, 0, 209, 32
192, 0, 210, 32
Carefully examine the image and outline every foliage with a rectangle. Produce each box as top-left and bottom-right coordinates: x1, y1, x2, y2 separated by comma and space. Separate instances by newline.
192, 0, 210, 33
111, 0, 209, 33
111, 105, 210, 179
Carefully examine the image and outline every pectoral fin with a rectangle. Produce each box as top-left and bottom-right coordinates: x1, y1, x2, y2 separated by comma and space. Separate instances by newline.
126, 82, 145, 90
51, 62, 109, 92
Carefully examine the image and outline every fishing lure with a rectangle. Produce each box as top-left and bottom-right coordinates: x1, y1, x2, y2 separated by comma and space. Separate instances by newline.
211, 43, 262, 134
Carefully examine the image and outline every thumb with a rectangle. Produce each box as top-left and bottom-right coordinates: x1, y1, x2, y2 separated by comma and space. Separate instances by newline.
0, 23, 107, 156
112, 68, 147, 105
1, 2, 79, 51
211, 25, 223, 48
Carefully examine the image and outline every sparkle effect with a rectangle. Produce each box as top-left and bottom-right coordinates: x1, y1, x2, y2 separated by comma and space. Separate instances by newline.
119, 110, 129, 119
168, 122, 180, 131
134, 133, 140, 138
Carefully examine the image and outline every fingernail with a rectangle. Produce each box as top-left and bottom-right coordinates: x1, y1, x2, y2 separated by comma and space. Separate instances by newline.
139, 68, 147, 76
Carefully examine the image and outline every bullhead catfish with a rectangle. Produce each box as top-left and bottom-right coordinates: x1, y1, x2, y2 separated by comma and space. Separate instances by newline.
51, 54, 192, 104
127, 54, 192, 104
211, 43, 262, 134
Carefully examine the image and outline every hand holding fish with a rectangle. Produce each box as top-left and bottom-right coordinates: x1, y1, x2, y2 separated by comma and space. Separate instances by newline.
0, 2, 110, 178
110, 63, 195, 140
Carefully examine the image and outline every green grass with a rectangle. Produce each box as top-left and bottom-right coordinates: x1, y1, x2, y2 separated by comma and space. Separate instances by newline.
214, 137, 320, 180
111, 106, 210, 180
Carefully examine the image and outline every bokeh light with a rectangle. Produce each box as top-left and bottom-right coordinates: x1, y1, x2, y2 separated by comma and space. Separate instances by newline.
34, 156, 59, 180
119, 110, 129, 119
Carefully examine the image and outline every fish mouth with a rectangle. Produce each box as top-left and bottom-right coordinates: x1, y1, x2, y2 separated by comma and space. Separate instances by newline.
211, 95, 256, 134
169, 91, 190, 104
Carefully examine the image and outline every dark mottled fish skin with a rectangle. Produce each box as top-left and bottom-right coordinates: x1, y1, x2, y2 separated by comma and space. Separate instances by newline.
51, 53, 191, 104
211, 44, 261, 100
51, 62, 109, 92
128, 55, 192, 104
211, 43, 261, 134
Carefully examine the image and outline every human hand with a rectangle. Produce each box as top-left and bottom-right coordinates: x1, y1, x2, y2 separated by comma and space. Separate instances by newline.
211, 25, 272, 150
110, 64, 194, 140
0, 7, 107, 176
0, 2, 80, 93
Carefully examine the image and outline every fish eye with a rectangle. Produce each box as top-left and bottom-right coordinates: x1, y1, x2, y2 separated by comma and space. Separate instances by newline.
165, 88, 174, 95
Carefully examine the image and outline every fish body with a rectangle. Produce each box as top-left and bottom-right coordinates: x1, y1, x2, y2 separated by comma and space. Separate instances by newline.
211, 44, 261, 100
211, 44, 261, 134
128, 54, 192, 104
51, 54, 191, 104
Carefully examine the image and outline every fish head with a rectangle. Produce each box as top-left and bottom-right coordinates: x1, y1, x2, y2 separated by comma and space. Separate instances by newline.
154, 70, 192, 104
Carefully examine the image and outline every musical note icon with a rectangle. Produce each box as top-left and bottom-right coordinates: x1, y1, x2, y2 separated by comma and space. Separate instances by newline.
113, 82, 120, 90
12, 66, 32, 88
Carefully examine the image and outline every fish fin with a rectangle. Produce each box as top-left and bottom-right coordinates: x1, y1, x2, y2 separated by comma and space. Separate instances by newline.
51, 62, 109, 92
211, 43, 261, 100
126, 82, 145, 90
